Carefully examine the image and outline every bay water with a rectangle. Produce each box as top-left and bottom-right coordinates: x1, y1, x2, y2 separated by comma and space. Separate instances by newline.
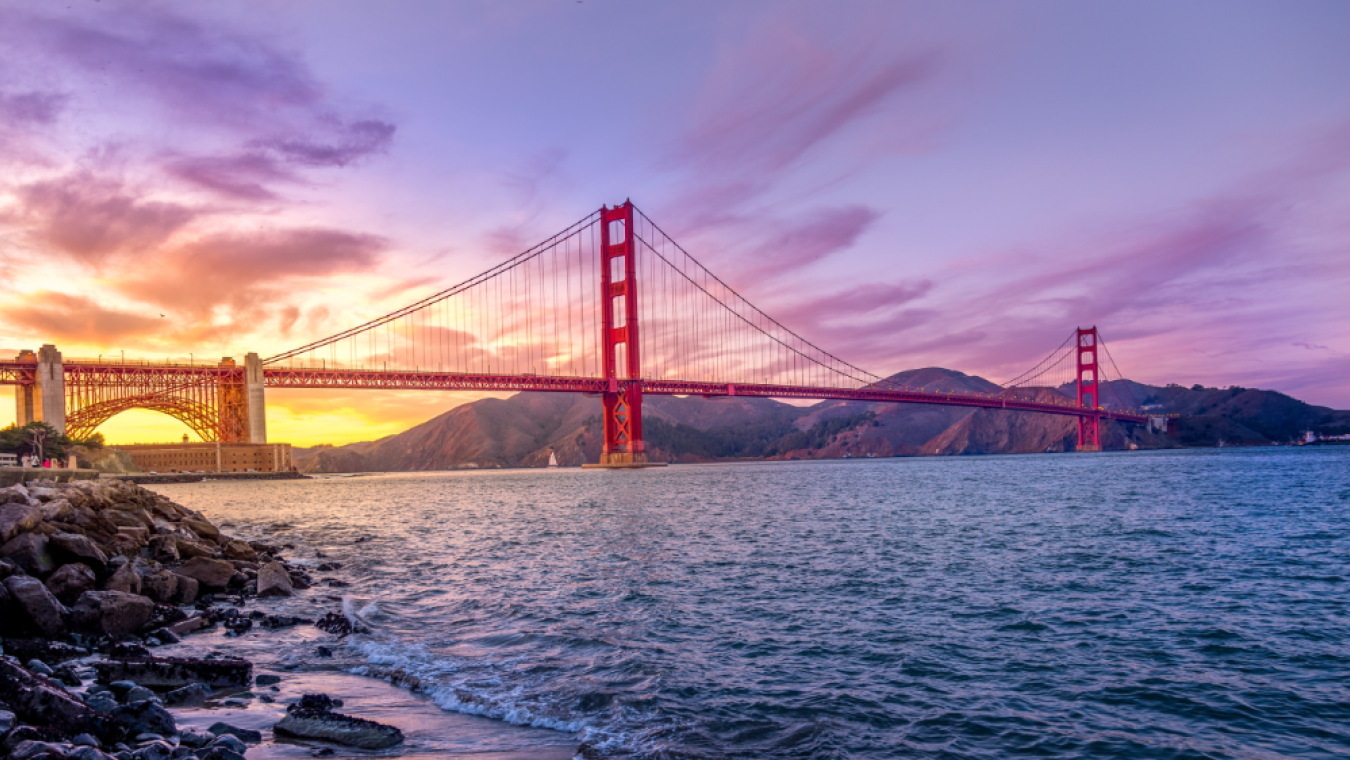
154, 447, 1350, 759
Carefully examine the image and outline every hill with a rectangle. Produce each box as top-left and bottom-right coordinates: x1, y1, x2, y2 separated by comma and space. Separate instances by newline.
290, 369, 1350, 472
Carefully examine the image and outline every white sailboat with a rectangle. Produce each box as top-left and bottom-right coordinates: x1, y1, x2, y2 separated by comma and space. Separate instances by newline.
548, 451, 559, 468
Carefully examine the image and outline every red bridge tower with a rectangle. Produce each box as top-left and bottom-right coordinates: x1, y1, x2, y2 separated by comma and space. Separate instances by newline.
1076, 326, 1101, 452
596, 201, 650, 466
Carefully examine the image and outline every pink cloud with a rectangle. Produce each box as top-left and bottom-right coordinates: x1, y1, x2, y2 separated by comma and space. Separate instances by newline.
8, 172, 198, 267
114, 227, 386, 319
0, 292, 164, 345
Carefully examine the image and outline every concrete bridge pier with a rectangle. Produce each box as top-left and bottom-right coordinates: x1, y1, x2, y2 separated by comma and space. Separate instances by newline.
245, 352, 266, 443
35, 345, 65, 434
13, 345, 65, 434
15, 384, 34, 427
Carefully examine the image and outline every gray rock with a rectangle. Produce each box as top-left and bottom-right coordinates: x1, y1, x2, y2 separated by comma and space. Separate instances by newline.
172, 558, 234, 590
86, 695, 119, 713
254, 674, 281, 686
72, 734, 100, 747
0, 502, 42, 543
49, 532, 109, 575
273, 709, 405, 749
0, 658, 98, 731
70, 591, 154, 638
69, 748, 113, 760
196, 749, 245, 760
255, 561, 293, 598
4, 575, 69, 638
0, 708, 14, 732
172, 539, 215, 560
139, 571, 178, 605
221, 540, 257, 562
206, 724, 260, 745
170, 575, 198, 605
1, 532, 55, 577
163, 683, 208, 707
109, 699, 175, 737
54, 664, 82, 687
95, 656, 252, 690
131, 740, 173, 760
9, 740, 70, 759
146, 536, 179, 564
102, 564, 141, 595
177, 729, 214, 749
108, 681, 139, 698
26, 658, 54, 676
47, 562, 98, 605
123, 686, 156, 704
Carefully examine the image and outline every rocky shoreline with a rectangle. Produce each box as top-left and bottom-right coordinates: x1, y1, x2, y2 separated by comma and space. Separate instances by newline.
0, 479, 404, 760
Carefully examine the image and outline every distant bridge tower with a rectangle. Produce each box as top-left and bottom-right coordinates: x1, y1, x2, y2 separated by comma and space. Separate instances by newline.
1076, 326, 1101, 452
598, 201, 648, 466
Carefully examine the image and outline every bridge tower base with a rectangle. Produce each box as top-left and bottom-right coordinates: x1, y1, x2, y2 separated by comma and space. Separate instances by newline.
1076, 327, 1101, 452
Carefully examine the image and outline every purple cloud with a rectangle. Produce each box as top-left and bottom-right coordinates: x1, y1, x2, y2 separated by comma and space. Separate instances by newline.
257, 118, 396, 168
738, 205, 882, 282
0, 90, 68, 126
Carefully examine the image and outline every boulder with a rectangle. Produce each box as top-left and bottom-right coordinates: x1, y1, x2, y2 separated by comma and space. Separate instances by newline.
140, 570, 178, 604
105, 510, 151, 530
69, 591, 154, 638
102, 562, 141, 594
208, 723, 262, 744
108, 699, 175, 737
0, 532, 55, 577
39, 499, 72, 522
175, 557, 235, 590
0, 580, 19, 636
222, 540, 257, 562
256, 561, 294, 598
103, 533, 142, 557
114, 526, 148, 546
147, 535, 179, 563
174, 538, 216, 559
66, 506, 118, 539
182, 519, 219, 542
172, 574, 199, 605
94, 656, 252, 690
273, 710, 404, 749
163, 683, 209, 707
45, 562, 97, 605
3, 575, 68, 638
0, 503, 42, 543
0, 659, 104, 736
0, 639, 88, 665
48, 532, 109, 575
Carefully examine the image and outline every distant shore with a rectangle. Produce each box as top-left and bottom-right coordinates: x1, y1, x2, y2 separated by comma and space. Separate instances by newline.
106, 471, 309, 485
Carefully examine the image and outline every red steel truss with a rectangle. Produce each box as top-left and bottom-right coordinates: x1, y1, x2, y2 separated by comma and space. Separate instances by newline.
0, 362, 249, 442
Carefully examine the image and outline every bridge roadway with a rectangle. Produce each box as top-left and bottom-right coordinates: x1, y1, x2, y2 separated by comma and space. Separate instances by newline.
0, 360, 1143, 425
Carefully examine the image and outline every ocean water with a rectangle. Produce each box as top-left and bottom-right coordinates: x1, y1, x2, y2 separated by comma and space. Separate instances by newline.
154, 447, 1350, 759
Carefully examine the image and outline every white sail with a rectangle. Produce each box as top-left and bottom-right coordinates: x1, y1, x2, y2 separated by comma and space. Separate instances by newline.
548, 452, 559, 467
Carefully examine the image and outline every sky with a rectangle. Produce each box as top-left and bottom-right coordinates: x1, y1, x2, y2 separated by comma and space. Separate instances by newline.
1, 0, 1348, 446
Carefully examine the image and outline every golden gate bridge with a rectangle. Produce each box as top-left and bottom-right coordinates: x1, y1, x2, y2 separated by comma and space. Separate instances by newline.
1, 202, 1146, 462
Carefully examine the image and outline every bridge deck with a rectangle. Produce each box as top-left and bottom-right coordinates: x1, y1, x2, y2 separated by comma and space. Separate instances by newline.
0, 362, 1148, 424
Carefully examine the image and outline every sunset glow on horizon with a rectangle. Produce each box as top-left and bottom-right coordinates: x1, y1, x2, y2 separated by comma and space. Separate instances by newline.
2, 1, 1348, 446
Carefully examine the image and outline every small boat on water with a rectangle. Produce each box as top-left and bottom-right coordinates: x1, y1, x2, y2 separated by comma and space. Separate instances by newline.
548, 452, 559, 468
